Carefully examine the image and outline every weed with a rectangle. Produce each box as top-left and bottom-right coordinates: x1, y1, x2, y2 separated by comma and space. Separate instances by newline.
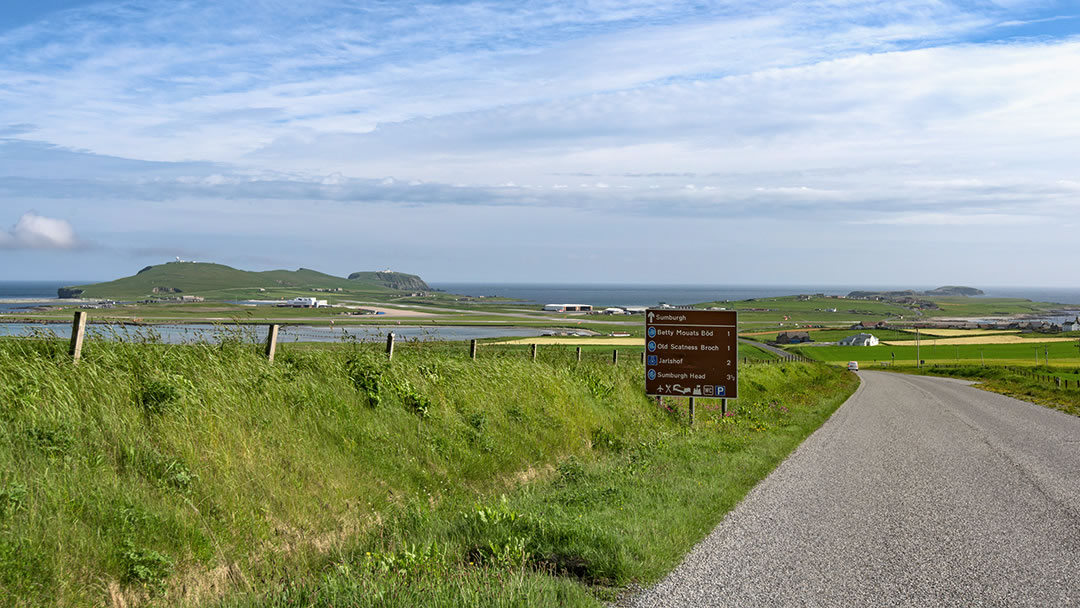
556, 456, 586, 486
136, 374, 193, 415
589, 427, 625, 452
26, 424, 74, 458
465, 411, 487, 432
0, 481, 28, 519
400, 380, 432, 418
120, 539, 174, 593
578, 368, 614, 399
347, 356, 384, 407
362, 542, 446, 578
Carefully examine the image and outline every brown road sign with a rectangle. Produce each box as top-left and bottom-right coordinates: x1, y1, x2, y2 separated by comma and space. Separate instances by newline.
645, 309, 738, 398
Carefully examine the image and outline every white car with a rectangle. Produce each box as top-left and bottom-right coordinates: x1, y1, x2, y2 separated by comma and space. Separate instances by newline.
847, 361, 859, 371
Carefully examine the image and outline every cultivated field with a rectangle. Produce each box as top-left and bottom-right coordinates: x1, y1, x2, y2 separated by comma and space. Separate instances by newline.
912, 329, 1020, 337
794, 339, 1080, 367
884, 335, 1080, 346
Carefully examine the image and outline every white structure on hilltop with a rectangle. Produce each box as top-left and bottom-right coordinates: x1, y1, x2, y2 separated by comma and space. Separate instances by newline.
838, 333, 879, 346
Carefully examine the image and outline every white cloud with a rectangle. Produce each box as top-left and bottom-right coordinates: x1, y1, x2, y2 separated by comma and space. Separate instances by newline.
0, 211, 81, 249
2, 0, 1079, 283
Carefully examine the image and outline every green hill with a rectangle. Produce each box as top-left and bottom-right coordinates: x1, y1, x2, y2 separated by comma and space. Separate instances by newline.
58, 262, 427, 299
347, 270, 428, 291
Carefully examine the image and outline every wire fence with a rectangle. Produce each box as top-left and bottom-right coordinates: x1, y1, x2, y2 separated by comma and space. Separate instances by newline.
4, 313, 822, 371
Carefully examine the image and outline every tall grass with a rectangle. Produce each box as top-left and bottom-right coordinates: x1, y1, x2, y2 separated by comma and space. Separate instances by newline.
0, 335, 855, 607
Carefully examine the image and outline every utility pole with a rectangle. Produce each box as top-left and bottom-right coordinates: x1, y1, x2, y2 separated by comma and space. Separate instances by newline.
916, 328, 921, 369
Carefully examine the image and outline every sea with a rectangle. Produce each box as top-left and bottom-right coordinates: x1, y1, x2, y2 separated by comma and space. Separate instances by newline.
0, 280, 82, 313
431, 283, 1080, 308
7, 280, 1080, 310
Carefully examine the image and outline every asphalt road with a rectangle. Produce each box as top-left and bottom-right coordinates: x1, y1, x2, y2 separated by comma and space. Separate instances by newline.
631, 371, 1080, 607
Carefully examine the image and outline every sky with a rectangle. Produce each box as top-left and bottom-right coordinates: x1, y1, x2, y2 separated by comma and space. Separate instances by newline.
1, 0, 1078, 285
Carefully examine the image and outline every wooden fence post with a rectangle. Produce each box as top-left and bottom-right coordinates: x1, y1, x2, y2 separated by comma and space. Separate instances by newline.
385, 332, 395, 361
576, 347, 582, 362
265, 324, 279, 362
531, 343, 537, 361
69, 311, 87, 363
612, 349, 618, 365
470, 339, 477, 360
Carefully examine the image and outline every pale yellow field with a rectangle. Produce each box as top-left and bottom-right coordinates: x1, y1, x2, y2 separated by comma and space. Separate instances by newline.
492, 337, 641, 346
884, 335, 1078, 346
913, 329, 1019, 337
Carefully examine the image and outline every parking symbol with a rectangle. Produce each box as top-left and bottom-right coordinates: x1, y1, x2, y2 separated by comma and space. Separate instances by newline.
716, 386, 725, 396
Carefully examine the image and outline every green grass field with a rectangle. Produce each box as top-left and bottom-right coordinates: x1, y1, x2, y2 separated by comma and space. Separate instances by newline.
743, 328, 920, 343
0, 336, 853, 607
793, 339, 1080, 367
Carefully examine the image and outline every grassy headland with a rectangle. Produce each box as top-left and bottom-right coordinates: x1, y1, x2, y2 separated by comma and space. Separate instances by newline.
57, 263, 428, 300
0, 336, 854, 607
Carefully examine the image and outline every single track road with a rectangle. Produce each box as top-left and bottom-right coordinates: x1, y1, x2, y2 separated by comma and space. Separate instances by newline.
631, 370, 1080, 607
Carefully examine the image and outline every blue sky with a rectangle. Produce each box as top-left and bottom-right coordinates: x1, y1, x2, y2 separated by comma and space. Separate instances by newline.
1, 0, 1078, 285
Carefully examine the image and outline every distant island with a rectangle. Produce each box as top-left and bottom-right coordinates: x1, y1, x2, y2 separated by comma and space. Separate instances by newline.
57, 261, 429, 299
848, 286, 984, 299
843, 286, 983, 310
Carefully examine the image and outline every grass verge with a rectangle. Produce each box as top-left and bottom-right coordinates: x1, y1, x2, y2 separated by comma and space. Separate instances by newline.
0, 336, 855, 607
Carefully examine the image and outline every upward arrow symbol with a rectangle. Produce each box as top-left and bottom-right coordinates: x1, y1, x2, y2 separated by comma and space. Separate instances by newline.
648, 311, 654, 322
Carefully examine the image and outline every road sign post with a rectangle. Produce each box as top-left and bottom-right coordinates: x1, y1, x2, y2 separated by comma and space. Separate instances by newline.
645, 309, 738, 400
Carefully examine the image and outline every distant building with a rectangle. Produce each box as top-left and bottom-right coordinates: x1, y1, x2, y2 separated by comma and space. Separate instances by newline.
602, 307, 627, 315
850, 321, 887, 330
839, 333, 879, 346
1064, 317, 1080, 332
776, 331, 811, 344
282, 297, 327, 308
543, 304, 592, 312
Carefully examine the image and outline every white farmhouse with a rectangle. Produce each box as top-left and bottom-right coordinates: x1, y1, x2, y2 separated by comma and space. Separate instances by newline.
838, 333, 879, 346
1064, 316, 1080, 332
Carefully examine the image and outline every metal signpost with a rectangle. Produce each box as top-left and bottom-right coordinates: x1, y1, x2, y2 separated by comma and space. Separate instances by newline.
645, 309, 738, 423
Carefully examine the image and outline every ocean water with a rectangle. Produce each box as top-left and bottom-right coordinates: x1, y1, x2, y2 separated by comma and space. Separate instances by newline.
432, 283, 1080, 308
4, 281, 1080, 311
0, 280, 73, 313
